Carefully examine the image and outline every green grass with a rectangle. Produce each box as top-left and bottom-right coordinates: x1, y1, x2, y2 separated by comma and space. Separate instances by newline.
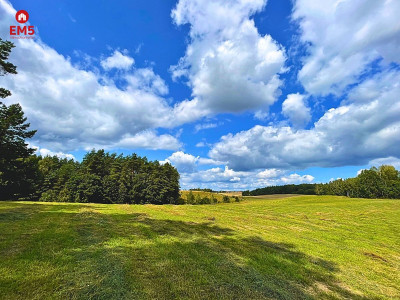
0, 195, 399, 299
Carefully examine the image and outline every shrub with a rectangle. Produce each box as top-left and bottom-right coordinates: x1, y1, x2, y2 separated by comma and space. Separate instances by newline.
175, 197, 186, 205
58, 188, 73, 202
195, 194, 202, 205
222, 195, 230, 203
39, 190, 57, 202
200, 196, 211, 204
186, 191, 195, 204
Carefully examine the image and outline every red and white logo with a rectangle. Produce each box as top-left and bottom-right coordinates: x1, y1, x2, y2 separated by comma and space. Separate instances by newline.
10, 9, 35, 38
16, 10, 29, 23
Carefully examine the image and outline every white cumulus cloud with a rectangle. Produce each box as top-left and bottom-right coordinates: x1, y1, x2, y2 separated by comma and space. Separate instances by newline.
180, 165, 314, 190
31, 145, 76, 160
170, 0, 286, 120
101, 50, 135, 70
162, 151, 223, 174
0, 1, 181, 152
281, 174, 314, 184
210, 70, 400, 171
282, 93, 311, 128
293, 0, 400, 96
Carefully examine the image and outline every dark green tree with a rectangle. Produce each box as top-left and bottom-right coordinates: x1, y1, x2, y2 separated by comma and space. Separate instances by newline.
186, 191, 195, 204
315, 165, 400, 199
357, 169, 384, 198
378, 165, 399, 181
0, 38, 17, 100
0, 39, 37, 200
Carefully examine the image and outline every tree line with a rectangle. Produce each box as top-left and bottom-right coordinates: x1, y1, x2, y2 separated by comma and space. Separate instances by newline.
0, 104, 181, 204
243, 184, 316, 196
31, 151, 180, 204
185, 191, 242, 204
316, 166, 400, 199
243, 166, 400, 199
189, 188, 214, 193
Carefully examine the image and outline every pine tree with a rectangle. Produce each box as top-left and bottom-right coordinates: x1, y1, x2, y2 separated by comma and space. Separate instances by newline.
0, 38, 17, 100
0, 39, 37, 199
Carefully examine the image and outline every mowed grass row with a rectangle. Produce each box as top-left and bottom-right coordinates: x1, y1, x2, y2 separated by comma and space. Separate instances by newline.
0, 195, 399, 299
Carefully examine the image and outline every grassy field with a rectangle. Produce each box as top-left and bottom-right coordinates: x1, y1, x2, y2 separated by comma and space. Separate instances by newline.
0, 195, 399, 299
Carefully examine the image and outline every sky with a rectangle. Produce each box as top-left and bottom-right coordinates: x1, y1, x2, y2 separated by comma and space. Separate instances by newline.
1, 0, 399, 190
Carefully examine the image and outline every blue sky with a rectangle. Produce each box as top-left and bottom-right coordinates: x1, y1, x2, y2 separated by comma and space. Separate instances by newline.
1, 0, 400, 190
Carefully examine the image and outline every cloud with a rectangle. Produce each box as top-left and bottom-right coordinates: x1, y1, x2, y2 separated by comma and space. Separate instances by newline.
110, 131, 181, 151
198, 157, 224, 166
180, 166, 314, 190
135, 43, 143, 54
194, 122, 218, 132
210, 70, 400, 171
195, 141, 206, 147
162, 151, 223, 173
292, 0, 400, 95
180, 166, 250, 187
163, 151, 314, 190
0, 1, 183, 152
100, 50, 135, 70
368, 157, 400, 169
257, 168, 285, 179
4, 0, 276, 153
162, 151, 199, 173
40, 149, 75, 160
126, 68, 169, 95
31, 145, 76, 160
280, 174, 314, 184
170, 0, 286, 119
356, 169, 365, 176
282, 93, 311, 128
68, 13, 77, 23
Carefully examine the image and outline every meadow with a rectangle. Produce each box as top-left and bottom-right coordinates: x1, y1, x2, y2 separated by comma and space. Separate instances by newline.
0, 195, 399, 299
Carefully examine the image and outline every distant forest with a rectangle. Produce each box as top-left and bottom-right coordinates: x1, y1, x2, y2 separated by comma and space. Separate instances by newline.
243, 184, 316, 196
243, 165, 400, 199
